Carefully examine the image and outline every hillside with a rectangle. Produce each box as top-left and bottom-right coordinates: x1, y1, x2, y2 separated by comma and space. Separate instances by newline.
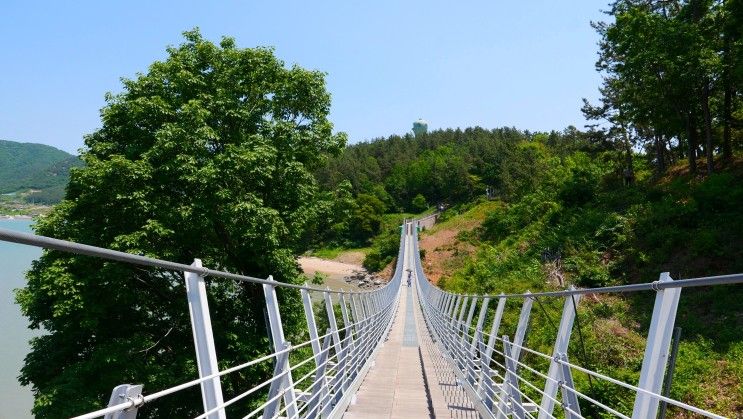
0, 140, 81, 204
311, 121, 743, 416
412, 158, 743, 417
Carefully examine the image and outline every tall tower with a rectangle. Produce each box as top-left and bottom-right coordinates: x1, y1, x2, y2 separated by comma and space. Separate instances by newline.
412, 118, 428, 137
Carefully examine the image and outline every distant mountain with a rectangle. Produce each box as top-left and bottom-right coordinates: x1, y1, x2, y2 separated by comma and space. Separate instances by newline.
0, 140, 82, 203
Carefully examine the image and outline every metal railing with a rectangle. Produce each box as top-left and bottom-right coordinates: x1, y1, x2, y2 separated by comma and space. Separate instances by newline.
0, 227, 406, 419
4, 217, 741, 419
409, 220, 737, 419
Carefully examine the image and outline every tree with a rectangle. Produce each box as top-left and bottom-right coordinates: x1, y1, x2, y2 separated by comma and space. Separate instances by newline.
589, 0, 743, 176
411, 194, 427, 212
348, 193, 386, 244
16, 29, 345, 418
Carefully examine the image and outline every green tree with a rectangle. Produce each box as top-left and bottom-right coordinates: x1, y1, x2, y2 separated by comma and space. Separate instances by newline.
348, 193, 386, 244
589, 0, 743, 176
16, 29, 345, 418
411, 193, 427, 212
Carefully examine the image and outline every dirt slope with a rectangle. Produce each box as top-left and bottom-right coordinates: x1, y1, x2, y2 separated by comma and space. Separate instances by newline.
418, 201, 500, 284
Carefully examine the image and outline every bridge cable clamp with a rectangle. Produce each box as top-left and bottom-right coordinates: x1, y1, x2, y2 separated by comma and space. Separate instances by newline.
651, 280, 661, 291
124, 394, 145, 411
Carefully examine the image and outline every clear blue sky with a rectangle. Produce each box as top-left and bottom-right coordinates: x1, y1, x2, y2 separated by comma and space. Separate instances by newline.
0, 1, 608, 154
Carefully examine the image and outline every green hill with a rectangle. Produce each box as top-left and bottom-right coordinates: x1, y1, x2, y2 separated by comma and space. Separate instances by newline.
0, 140, 82, 203
313, 126, 743, 416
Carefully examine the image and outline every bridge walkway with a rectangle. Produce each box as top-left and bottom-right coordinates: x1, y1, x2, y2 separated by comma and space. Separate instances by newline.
343, 230, 477, 418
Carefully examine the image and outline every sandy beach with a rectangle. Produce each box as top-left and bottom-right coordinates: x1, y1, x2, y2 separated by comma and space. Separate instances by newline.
299, 256, 380, 291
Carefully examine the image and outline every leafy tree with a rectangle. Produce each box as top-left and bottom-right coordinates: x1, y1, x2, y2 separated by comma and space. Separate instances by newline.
16, 29, 345, 418
348, 193, 386, 244
411, 194, 427, 212
588, 0, 743, 176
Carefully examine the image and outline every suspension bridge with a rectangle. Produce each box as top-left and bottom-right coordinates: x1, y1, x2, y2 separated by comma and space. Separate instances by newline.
0, 215, 741, 419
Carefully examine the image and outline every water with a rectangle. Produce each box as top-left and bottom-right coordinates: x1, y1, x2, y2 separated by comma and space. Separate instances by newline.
0, 220, 39, 419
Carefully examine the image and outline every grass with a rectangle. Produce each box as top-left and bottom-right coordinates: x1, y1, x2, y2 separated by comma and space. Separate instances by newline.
307, 246, 371, 260
426, 199, 501, 235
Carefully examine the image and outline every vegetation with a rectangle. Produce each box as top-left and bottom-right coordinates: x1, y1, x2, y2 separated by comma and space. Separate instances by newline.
431, 155, 743, 416
584, 0, 743, 178
0, 140, 82, 204
16, 30, 345, 418
314, 126, 580, 260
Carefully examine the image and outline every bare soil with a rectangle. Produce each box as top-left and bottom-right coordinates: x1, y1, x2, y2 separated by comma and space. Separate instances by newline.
418, 218, 483, 284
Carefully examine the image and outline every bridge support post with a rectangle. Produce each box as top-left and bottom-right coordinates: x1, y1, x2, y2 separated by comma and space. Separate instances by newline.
338, 292, 354, 392
457, 297, 477, 373
300, 288, 328, 419
468, 297, 490, 385
442, 293, 452, 315
479, 294, 506, 410
454, 297, 471, 365
104, 384, 143, 419
538, 288, 581, 419
350, 294, 366, 377
184, 259, 226, 419
324, 291, 346, 408
496, 294, 532, 418
557, 353, 582, 419
502, 336, 525, 419
631, 272, 681, 419
262, 277, 298, 419
360, 295, 374, 359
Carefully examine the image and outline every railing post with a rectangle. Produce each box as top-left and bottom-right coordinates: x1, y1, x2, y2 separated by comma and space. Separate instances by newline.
557, 353, 582, 419
468, 297, 490, 385
631, 272, 682, 419
442, 293, 452, 314
184, 259, 226, 419
503, 336, 525, 419
324, 291, 344, 357
496, 294, 532, 418
338, 292, 354, 391
324, 291, 346, 406
462, 297, 478, 345
312, 332, 333, 418
539, 288, 581, 418
449, 295, 462, 321
300, 288, 326, 419
348, 294, 364, 377
262, 276, 298, 418
455, 297, 470, 350
458, 297, 477, 371
479, 294, 506, 409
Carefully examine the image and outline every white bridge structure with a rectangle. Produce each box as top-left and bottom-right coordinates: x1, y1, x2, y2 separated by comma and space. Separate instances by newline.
0, 215, 740, 418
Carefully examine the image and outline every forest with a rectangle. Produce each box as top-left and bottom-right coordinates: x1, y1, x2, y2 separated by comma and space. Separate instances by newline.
306, 0, 743, 414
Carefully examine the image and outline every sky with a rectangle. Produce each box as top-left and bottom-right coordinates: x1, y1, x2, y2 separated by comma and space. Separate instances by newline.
0, 1, 609, 154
